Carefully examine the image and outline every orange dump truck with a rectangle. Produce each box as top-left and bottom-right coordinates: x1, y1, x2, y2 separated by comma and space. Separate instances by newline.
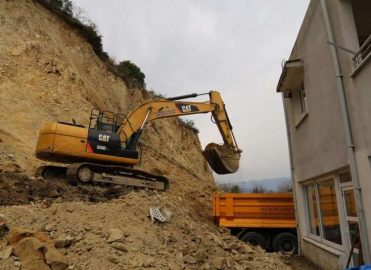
213, 192, 298, 254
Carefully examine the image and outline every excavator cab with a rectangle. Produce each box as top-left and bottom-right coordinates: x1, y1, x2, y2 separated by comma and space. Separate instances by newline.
89, 109, 117, 133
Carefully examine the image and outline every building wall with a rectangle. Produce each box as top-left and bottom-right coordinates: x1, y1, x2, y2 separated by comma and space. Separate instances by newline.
281, 0, 371, 268
301, 240, 345, 270
284, 0, 348, 183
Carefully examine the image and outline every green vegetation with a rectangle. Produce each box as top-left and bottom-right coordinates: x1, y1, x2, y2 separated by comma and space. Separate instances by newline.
178, 118, 199, 134
218, 183, 242, 193
116, 61, 146, 89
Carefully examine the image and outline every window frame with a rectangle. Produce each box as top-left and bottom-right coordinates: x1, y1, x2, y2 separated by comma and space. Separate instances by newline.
303, 173, 345, 251
298, 82, 308, 115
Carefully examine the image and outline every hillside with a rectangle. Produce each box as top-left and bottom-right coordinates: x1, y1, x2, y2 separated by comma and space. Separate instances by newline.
0, 1, 292, 269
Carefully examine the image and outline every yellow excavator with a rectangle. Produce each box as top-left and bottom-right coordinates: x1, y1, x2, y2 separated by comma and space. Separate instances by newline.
35, 91, 241, 190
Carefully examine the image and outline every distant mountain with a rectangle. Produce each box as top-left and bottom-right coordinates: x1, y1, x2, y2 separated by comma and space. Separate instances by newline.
217, 177, 291, 192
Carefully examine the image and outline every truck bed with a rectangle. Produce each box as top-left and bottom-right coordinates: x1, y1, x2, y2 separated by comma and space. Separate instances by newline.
212, 192, 296, 229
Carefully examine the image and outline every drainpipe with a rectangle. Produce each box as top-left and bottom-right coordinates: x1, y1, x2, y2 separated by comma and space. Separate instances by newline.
320, 0, 371, 264
281, 94, 301, 255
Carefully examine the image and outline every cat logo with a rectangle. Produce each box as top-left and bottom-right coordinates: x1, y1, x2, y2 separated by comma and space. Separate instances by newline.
98, 134, 110, 142
181, 105, 192, 113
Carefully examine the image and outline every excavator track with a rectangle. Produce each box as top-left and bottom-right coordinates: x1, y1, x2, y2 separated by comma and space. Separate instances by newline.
36, 164, 169, 191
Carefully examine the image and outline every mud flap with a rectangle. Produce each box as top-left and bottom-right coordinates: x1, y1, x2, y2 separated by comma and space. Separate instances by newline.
203, 143, 241, 174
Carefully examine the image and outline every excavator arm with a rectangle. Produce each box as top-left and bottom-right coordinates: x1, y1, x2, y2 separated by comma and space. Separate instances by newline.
117, 91, 242, 174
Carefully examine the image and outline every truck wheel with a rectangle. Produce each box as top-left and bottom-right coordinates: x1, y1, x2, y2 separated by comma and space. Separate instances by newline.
273, 233, 298, 255
240, 232, 267, 249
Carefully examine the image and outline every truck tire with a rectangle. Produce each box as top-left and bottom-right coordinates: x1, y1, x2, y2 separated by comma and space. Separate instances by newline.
273, 233, 298, 255
240, 232, 267, 249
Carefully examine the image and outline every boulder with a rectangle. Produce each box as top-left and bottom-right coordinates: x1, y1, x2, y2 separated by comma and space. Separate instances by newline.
107, 229, 123, 243
10, 228, 68, 270
13, 237, 50, 270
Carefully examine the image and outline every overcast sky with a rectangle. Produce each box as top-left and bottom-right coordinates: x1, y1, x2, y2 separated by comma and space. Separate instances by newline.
72, 0, 310, 182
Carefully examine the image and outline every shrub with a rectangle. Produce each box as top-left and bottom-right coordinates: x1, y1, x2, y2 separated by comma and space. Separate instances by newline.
34, 0, 145, 89
178, 118, 199, 134
116, 61, 146, 89
218, 183, 242, 193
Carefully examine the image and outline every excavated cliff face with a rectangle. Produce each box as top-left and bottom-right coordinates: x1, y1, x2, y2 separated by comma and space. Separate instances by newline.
0, 1, 293, 270
0, 0, 213, 189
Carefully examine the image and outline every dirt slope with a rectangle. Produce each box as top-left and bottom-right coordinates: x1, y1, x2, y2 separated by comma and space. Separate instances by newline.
0, 1, 292, 269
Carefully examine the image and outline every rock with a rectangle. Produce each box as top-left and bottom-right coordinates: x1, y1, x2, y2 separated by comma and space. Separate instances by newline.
47, 190, 60, 198
45, 224, 55, 232
234, 254, 252, 262
229, 243, 240, 251
234, 265, 244, 270
0, 214, 14, 229
122, 229, 130, 237
11, 228, 68, 270
143, 258, 155, 267
55, 236, 74, 248
183, 255, 197, 264
195, 249, 207, 262
107, 229, 123, 243
14, 261, 21, 267
209, 233, 228, 250
55, 197, 63, 203
11, 45, 26, 56
239, 244, 253, 254
211, 257, 227, 270
201, 263, 211, 270
13, 237, 50, 270
109, 256, 119, 264
0, 246, 13, 259
44, 245, 69, 270
111, 242, 128, 252
66, 206, 75, 213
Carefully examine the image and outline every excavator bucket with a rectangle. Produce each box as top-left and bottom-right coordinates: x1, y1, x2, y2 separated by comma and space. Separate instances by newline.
203, 143, 241, 174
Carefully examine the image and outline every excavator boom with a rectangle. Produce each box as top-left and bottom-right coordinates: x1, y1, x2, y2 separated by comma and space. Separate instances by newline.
117, 91, 241, 174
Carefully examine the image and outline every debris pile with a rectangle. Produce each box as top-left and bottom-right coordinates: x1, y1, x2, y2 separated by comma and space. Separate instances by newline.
0, 189, 291, 270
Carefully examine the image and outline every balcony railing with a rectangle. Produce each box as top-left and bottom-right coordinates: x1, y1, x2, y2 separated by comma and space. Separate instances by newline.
353, 35, 371, 69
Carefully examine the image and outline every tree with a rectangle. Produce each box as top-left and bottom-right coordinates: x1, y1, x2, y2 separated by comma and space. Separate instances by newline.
250, 182, 267, 193
277, 179, 293, 193
218, 183, 242, 193
230, 185, 242, 193
117, 61, 146, 89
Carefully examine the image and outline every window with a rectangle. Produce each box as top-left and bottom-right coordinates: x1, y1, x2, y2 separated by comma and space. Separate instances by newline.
298, 83, 307, 115
351, 1, 371, 69
305, 183, 320, 236
317, 179, 342, 245
304, 177, 342, 248
351, 1, 371, 48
